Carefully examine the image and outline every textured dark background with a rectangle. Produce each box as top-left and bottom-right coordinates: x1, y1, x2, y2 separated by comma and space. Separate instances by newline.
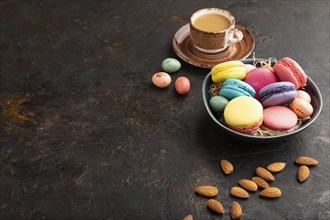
0, 0, 329, 219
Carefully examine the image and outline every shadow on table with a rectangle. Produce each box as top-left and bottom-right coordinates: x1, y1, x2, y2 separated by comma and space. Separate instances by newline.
195, 113, 302, 158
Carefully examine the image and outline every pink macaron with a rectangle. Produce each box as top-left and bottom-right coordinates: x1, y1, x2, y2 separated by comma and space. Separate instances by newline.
273, 57, 307, 89
263, 106, 298, 130
244, 67, 279, 100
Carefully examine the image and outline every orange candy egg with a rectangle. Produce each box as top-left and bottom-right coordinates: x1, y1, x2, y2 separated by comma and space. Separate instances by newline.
291, 98, 313, 118
296, 90, 311, 103
152, 72, 171, 88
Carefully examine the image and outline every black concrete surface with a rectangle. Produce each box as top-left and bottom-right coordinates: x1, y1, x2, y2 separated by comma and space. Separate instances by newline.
0, 0, 329, 219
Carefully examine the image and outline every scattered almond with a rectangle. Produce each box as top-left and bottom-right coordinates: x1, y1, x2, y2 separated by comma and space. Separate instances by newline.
195, 186, 218, 197
230, 186, 249, 198
220, 159, 234, 174
231, 201, 242, 219
207, 199, 225, 214
256, 167, 275, 181
260, 187, 282, 198
252, 176, 269, 189
295, 156, 319, 165
267, 162, 286, 173
182, 214, 193, 220
190, 157, 318, 219
298, 165, 310, 182
239, 179, 258, 191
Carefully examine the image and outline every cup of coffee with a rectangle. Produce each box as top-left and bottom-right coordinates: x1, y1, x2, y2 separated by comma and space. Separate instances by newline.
190, 8, 243, 54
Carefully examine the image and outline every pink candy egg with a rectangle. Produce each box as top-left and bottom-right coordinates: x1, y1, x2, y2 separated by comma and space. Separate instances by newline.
175, 76, 190, 95
244, 64, 256, 73
152, 72, 171, 88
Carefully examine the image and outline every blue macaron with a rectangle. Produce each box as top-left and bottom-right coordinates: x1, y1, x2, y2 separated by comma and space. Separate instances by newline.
219, 79, 256, 100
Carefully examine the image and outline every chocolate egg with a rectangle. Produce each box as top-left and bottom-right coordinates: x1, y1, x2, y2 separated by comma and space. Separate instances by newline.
161, 58, 181, 73
297, 90, 311, 103
291, 98, 313, 118
175, 76, 190, 95
152, 72, 171, 88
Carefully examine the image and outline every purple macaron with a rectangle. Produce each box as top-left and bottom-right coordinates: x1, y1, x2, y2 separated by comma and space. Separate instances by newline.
259, 82, 297, 107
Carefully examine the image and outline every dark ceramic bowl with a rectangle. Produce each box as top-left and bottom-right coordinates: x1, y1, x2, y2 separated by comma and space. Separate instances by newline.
202, 58, 323, 143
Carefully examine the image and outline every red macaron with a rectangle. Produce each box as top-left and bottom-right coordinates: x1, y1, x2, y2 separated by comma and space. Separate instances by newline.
273, 57, 307, 89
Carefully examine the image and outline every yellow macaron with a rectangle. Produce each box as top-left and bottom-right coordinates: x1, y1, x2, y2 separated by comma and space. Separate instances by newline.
224, 96, 263, 133
211, 60, 246, 83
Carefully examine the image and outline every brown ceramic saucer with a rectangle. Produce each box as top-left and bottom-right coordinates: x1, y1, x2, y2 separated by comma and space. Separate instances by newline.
172, 23, 255, 69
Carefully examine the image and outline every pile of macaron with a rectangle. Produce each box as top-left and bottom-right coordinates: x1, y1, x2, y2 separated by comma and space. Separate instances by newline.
208, 57, 314, 135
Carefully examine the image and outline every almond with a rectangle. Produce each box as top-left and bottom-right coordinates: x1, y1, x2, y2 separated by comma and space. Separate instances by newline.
207, 199, 225, 214
195, 186, 218, 197
298, 165, 310, 182
256, 167, 275, 181
182, 214, 193, 220
295, 156, 319, 165
260, 187, 281, 198
267, 162, 286, 172
239, 179, 258, 191
231, 201, 242, 219
230, 186, 249, 198
252, 176, 269, 189
220, 159, 234, 174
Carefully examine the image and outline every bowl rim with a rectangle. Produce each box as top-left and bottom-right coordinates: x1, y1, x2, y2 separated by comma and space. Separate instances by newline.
202, 58, 323, 140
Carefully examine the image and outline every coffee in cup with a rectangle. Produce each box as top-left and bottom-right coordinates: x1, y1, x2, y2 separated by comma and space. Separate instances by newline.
193, 13, 231, 32
190, 8, 243, 54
